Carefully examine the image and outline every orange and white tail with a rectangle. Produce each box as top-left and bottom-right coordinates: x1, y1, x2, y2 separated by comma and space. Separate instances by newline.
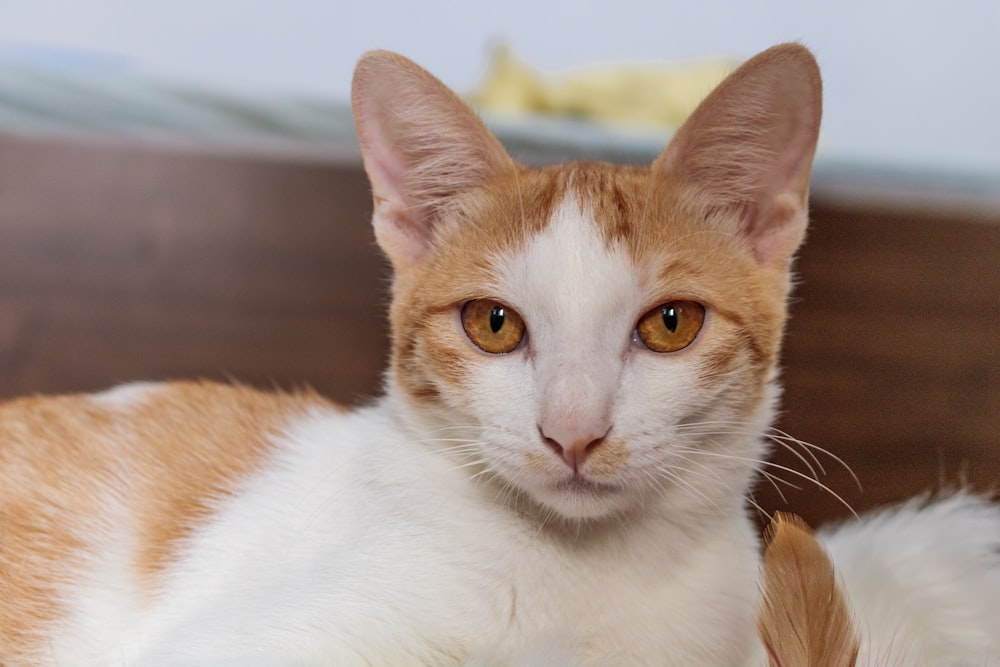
759, 494, 1000, 666
758, 513, 859, 667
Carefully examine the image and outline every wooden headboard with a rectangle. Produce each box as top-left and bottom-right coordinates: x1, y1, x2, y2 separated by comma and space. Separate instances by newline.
2, 132, 997, 527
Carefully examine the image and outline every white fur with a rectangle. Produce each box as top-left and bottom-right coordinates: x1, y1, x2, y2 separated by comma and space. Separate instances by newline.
44, 391, 1000, 667
25, 216, 1000, 667
821, 493, 1000, 666
29, 195, 1000, 667
46, 404, 756, 666
38, 194, 768, 665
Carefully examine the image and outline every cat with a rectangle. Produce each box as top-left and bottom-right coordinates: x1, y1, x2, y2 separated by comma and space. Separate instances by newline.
2, 42, 999, 666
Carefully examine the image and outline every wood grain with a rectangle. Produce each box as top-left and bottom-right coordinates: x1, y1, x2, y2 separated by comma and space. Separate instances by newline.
758, 200, 1000, 525
1, 132, 997, 526
0, 134, 386, 405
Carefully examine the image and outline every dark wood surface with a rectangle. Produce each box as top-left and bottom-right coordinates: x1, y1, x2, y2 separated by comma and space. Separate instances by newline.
1, 132, 997, 528
0, 134, 387, 405
769, 201, 1000, 525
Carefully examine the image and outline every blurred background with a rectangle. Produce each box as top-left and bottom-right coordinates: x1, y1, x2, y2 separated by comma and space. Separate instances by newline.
1, 0, 1000, 173
0, 0, 997, 527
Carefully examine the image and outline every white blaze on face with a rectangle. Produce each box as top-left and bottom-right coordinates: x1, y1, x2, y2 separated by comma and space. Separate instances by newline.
501, 190, 640, 453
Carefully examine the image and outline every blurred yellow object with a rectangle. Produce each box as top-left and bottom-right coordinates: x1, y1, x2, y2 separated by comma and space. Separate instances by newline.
469, 46, 738, 130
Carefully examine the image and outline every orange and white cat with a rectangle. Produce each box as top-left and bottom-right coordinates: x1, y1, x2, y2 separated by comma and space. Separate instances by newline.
2, 44, 999, 666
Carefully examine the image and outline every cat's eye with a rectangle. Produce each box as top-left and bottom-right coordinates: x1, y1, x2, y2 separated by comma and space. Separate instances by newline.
636, 301, 705, 353
461, 299, 526, 354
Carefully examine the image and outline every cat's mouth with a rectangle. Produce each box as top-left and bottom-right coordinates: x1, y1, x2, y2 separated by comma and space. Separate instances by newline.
525, 473, 632, 520
553, 475, 620, 496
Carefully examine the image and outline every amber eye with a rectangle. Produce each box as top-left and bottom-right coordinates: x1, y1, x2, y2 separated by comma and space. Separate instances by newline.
461, 299, 526, 354
636, 300, 706, 353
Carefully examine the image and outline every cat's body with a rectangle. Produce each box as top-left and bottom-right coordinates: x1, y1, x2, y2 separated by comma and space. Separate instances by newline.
2, 44, 999, 666
3, 381, 758, 665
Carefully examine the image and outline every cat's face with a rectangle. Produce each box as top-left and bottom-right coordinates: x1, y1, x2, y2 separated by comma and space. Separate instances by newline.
353, 45, 822, 521
385, 165, 788, 520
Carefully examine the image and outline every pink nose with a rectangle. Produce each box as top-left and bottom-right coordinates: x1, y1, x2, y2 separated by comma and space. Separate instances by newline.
540, 425, 608, 473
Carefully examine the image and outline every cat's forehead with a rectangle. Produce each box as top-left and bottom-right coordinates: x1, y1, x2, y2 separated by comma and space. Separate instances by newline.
421, 161, 749, 311
447, 162, 674, 266
499, 186, 640, 329
486, 161, 719, 263
473, 162, 702, 285
514, 162, 656, 251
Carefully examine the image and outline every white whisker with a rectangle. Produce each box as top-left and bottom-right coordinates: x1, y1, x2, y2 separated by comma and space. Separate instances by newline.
676, 420, 861, 490
676, 446, 859, 518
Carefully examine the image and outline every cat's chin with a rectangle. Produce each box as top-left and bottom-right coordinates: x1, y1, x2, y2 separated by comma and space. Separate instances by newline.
525, 475, 634, 521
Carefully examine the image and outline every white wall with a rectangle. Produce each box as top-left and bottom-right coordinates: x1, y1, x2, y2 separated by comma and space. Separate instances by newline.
1, 0, 998, 174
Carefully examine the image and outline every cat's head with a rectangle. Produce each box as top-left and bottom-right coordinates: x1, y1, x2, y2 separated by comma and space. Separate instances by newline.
352, 45, 821, 521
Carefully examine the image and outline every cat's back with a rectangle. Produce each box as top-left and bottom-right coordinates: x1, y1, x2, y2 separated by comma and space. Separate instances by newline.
0, 380, 336, 664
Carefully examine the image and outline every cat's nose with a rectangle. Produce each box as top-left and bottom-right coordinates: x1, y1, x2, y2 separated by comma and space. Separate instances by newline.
540, 424, 609, 473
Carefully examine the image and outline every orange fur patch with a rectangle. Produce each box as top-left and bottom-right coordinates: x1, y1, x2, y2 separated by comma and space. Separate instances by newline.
525, 450, 549, 473
0, 381, 334, 663
758, 513, 860, 667
585, 438, 629, 476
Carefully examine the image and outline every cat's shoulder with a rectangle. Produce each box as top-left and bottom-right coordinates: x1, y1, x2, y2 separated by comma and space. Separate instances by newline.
0, 378, 345, 519
0, 382, 348, 661
0, 379, 343, 448
0, 379, 346, 548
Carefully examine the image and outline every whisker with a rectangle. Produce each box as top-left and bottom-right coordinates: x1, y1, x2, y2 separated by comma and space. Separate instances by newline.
676, 421, 861, 490
676, 447, 859, 518
651, 459, 720, 512
763, 434, 822, 480
757, 469, 797, 504
743, 492, 773, 522
635, 464, 671, 497
659, 456, 725, 488
449, 459, 490, 473
663, 468, 721, 512
765, 427, 861, 491
425, 425, 482, 433
762, 428, 826, 475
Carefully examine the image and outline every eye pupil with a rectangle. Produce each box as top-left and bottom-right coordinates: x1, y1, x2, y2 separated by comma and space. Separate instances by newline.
662, 306, 678, 333
489, 306, 505, 333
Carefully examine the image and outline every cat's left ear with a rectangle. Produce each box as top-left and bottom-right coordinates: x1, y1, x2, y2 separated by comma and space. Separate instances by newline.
352, 51, 515, 271
654, 43, 822, 265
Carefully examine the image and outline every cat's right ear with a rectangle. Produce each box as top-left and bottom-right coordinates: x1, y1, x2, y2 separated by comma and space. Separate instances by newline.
352, 51, 515, 271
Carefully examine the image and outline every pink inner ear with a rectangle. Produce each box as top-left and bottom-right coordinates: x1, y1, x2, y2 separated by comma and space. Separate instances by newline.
371, 201, 435, 270
743, 194, 809, 266
358, 119, 436, 267
352, 50, 515, 273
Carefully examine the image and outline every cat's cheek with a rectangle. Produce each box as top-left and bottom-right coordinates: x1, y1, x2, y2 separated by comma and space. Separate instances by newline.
402, 321, 497, 409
